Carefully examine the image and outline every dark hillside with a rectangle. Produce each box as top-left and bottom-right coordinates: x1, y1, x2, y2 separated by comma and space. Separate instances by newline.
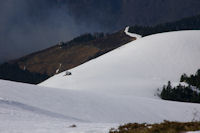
14, 30, 134, 76
0, 30, 134, 84
0, 63, 49, 84
129, 14, 200, 36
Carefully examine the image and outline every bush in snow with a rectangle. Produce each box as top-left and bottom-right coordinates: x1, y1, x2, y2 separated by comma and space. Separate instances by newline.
160, 69, 200, 103
180, 69, 200, 89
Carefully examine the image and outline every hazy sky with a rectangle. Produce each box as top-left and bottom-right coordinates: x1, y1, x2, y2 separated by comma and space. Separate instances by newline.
0, 0, 103, 63
1, 0, 200, 63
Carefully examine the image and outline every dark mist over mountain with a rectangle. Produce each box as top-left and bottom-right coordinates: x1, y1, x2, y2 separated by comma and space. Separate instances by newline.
1, 0, 200, 63
63, 0, 200, 28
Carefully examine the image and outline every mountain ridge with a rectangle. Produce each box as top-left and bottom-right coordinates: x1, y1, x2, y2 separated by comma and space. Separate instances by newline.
1, 14, 200, 84
0, 29, 134, 84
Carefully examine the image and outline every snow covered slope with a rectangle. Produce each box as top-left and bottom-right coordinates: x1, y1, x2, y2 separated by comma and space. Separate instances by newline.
0, 80, 116, 133
40, 31, 200, 98
1, 31, 200, 132
2, 30, 198, 123
125, 26, 142, 38
1, 79, 200, 125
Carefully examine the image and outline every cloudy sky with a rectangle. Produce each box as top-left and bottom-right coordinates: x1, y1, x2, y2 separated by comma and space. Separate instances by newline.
0, 0, 103, 63
1, 0, 200, 63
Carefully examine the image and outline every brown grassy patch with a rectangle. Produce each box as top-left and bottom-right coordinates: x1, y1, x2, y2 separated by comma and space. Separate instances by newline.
110, 121, 200, 133
14, 30, 134, 76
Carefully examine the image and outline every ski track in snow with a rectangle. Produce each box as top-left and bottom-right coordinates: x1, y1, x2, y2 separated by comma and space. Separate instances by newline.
0, 98, 84, 122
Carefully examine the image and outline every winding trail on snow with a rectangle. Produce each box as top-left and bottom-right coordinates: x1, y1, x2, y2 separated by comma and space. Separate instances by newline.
0, 98, 85, 122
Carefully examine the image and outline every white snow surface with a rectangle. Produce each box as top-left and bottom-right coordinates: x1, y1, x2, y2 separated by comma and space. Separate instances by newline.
0, 80, 117, 133
125, 26, 142, 38
40, 30, 200, 122
1, 31, 200, 132
56, 63, 62, 74
41, 31, 200, 97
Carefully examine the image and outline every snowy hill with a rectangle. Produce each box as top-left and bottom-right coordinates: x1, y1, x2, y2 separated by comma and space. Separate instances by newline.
0, 30, 133, 84
0, 79, 116, 133
40, 31, 200, 98
39, 30, 200, 123
1, 31, 200, 132
1, 77, 200, 124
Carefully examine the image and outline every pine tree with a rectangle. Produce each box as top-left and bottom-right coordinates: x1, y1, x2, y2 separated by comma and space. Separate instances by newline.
180, 73, 188, 82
